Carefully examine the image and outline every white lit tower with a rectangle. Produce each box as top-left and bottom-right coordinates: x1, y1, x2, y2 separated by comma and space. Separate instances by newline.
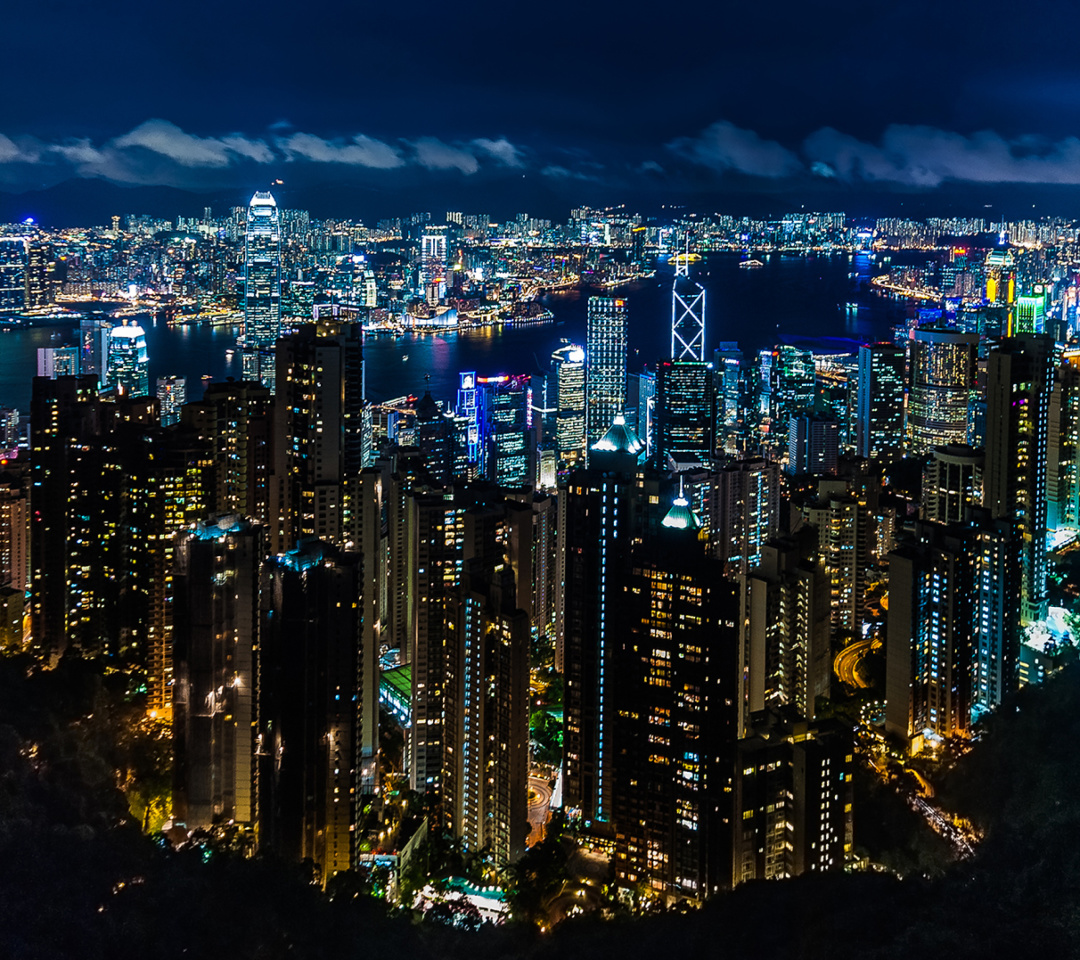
242, 191, 282, 390
671, 243, 706, 361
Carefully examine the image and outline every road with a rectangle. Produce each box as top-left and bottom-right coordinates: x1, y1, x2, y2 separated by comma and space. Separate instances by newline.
527, 776, 552, 848
834, 637, 874, 688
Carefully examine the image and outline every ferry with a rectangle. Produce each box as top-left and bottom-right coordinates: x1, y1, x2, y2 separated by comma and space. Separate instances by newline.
670, 253, 702, 265
739, 259, 765, 269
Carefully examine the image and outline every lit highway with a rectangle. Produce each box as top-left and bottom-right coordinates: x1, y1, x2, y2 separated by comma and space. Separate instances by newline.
834, 638, 875, 688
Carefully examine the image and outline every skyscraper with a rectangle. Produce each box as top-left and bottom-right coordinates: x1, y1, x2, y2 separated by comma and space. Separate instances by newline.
419, 225, 449, 301
585, 297, 628, 449
984, 334, 1053, 624
36, 346, 79, 378
106, 321, 149, 397
906, 327, 977, 455
654, 360, 715, 469
550, 342, 586, 469
671, 262, 706, 361
242, 191, 282, 390
612, 492, 739, 900
856, 342, 905, 461
709, 458, 782, 578
924, 445, 983, 523
156, 376, 186, 427
172, 516, 263, 832
0, 238, 26, 314
787, 411, 839, 476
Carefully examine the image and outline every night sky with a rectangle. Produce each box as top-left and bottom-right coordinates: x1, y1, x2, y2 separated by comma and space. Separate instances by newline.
5, 0, 1080, 221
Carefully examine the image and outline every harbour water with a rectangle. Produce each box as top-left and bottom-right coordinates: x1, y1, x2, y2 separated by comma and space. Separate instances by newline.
0, 252, 906, 414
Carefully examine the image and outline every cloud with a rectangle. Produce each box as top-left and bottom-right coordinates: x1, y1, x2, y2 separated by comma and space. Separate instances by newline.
472, 137, 524, 167
411, 138, 480, 175
541, 165, 597, 181
113, 119, 273, 167
277, 132, 404, 168
668, 120, 803, 178
804, 124, 1080, 187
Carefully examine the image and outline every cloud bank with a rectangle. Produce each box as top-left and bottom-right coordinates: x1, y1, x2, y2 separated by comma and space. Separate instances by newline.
671, 121, 1080, 187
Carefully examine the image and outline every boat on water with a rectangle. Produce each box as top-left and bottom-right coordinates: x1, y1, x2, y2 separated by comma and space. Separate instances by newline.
670, 252, 702, 265
739, 259, 765, 269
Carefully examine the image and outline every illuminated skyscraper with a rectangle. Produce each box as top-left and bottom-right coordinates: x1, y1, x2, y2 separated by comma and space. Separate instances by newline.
242, 191, 282, 390
984, 334, 1053, 624
480, 374, 532, 487
172, 516, 263, 832
1013, 295, 1046, 335
710, 458, 782, 578
419, 225, 448, 301
906, 327, 977, 455
585, 297, 628, 449
924, 445, 983, 523
671, 258, 706, 361
787, 411, 839, 476
105, 321, 149, 397
550, 342, 586, 468
612, 492, 739, 900
36, 346, 79, 378
886, 514, 1019, 749
654, 360, 715, 468
25, 241, 54, 309
156, 375, 186, 427
0, 238, 26, 314
856, 342, 905, 461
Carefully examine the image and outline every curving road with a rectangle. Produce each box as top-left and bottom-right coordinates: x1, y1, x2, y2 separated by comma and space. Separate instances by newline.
527, 776, 552, 848
834, 638, 874, 688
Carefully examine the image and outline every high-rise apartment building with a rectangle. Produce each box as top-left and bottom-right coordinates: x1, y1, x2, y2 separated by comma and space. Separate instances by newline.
259, 541, 362, 886
172, 516, 263, 832
984, 334, 1053, 625
709, 458, 782, 578
242, 191, 282, 390
924, 444, 983, 523
612, 495, 739, 901
787, 411, 839, 476
885, 514, 1020, 749
856, 342, 905, 461
585, 297, 628, 449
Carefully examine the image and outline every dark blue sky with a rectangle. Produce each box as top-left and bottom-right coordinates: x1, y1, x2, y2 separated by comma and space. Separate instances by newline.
5, 0, 1080, 220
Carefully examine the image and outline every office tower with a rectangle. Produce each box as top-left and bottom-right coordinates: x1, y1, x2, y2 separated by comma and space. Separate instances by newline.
625, 368, 656, 457
1013, 295, 1046, 335
182, 379, 273, 524
419, 225, 448, 300
886, 514, 1019, 749
0, 408, 17, 458
1049, 356, 1080, 535
242, 191, 282, 390
732, 714, 853, 885
415, 391, 455, 484
550, 343, 586, 469
36, 346, 79, 378
740, 531, 831, 733
360, 269, 377, 308
449, 531, 530, 865
671, 265, 706, 361
906, 327, 977, 455
0, 238, 26, 313
713, 343, 743, 454
612, 493, 739, 901
924, 445, 983, 523
984, 334, 1053, 624
768, 345, 815, 440
654, 360, 715, 469
709, 458, 782, 578
271, 319, 364, 553
796, 480, 871, 638
562, 416, 649, 824
787, 411, 838, 476
106, 320, 149, 397
455, 372, 484, 477
25, 241, 54, 309
585, 297, 628, 449
156, 375, 186, 427
984, 249, 1016, 312
505, 490, 559, 644
172, 516, 263, 832
480, 374, 532, 487
259, 541, 362, 886
79, 314, 112, 383
856, 342, 905, 460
